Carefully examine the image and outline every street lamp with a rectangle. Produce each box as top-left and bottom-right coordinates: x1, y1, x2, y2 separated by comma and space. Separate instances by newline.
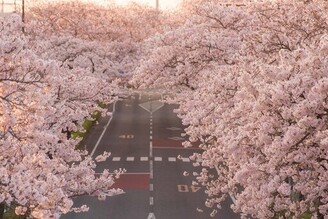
155, 0, 158, 10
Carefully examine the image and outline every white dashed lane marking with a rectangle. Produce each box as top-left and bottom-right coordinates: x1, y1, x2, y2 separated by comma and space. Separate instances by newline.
154, 157, 162, 162
168, 157, 176, 162
127, 157, 135, 161
112, 157, 121, 161
110, 156, 192, 162
182, 158, 190, 162
141, 157, 149, 161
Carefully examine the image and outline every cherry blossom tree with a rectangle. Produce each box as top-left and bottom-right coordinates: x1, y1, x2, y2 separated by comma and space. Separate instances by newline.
132, 1, 328, 218
0, 14, 124, 219
25, 1, 165, 42
1, 1, 184, 218
3, 0, 327, 218
24, 0, 174, 84
30, 35, 141, 84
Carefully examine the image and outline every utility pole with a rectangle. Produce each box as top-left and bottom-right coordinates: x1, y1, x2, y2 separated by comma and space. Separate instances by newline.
155, 0, 159, 10
1, 0, 4, 14
22, 0, 25, 33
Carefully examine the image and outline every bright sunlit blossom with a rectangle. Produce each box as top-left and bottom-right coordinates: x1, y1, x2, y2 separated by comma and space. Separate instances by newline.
110, 0, 181, 10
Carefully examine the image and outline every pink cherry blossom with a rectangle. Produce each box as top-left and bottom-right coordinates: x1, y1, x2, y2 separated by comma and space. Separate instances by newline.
132, 0, 328, 218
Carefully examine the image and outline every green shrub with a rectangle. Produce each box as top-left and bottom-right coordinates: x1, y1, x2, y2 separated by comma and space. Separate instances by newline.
4, 208, 25, 219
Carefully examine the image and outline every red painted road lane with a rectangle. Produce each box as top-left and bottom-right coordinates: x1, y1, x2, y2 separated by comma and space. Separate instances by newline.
153, 139, 200, 149
112, 173, 149, 189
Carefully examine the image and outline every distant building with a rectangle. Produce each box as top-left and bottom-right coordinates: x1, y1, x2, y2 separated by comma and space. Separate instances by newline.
0, 0, 21, 14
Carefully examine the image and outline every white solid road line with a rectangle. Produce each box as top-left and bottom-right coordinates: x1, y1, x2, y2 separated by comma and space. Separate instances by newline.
149, 160, 154, 179
150, 142, 153, 157
91, 101, 117, 157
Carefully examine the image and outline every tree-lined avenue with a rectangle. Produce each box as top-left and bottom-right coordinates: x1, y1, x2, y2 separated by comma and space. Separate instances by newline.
61, 92, 240, 219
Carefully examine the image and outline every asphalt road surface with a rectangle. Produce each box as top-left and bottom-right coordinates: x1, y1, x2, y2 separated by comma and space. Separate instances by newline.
61, 92, 241, 219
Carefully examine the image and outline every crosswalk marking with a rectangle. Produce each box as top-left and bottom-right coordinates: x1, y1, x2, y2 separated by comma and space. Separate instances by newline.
127, 157, 135, 161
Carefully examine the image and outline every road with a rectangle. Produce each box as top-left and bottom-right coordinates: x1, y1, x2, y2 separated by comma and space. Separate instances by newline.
61, 92, 240, 219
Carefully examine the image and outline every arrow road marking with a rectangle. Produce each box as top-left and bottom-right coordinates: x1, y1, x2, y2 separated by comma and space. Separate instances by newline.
147, 213, 156, 219
139, 100, 164, 113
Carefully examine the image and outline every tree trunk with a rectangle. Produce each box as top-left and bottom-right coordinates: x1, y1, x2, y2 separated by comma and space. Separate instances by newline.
0, 202, 5, 219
